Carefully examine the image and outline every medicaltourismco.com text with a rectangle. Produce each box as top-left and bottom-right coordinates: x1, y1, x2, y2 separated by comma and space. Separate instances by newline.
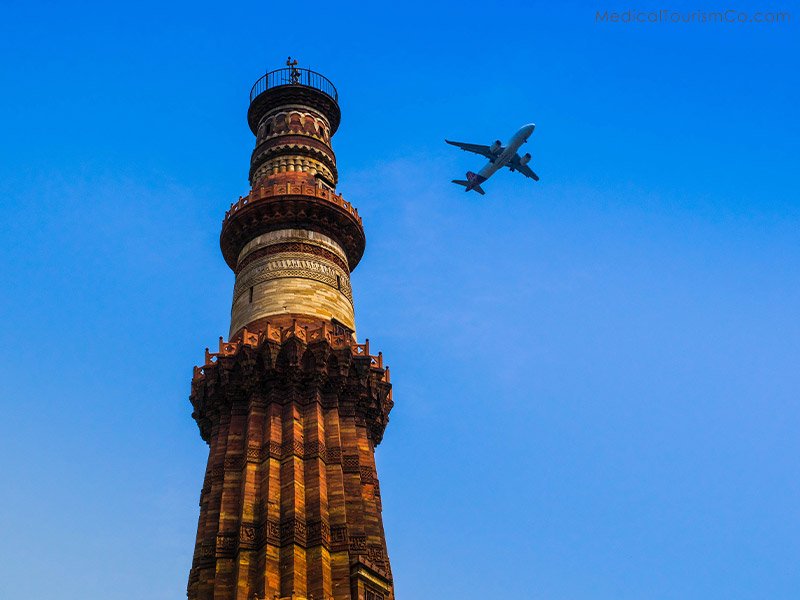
595, 9, 791, 24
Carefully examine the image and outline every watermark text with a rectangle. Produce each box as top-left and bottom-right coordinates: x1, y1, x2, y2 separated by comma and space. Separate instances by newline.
595, 9, 791, 24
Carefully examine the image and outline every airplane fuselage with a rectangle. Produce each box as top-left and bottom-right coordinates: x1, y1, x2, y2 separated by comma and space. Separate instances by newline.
467, 123, 535, 190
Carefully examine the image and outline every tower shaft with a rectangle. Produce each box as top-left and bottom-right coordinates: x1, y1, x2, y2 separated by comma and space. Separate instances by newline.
187, 66, 395, 600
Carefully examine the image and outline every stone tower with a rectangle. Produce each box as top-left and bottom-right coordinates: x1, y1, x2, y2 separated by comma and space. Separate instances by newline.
187, 62, 395, 600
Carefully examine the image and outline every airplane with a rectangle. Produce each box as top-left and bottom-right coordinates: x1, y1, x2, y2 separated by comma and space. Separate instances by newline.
446, 123, 539, 195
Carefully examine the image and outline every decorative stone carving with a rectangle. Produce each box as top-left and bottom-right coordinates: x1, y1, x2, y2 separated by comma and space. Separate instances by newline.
330, 526, 348, 552
233, 253, 353, 304
342, 455, 360, 473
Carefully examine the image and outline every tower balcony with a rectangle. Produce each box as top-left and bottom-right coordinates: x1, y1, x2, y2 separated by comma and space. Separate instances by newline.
248, 67, 341, 135
250, 67, 338, 104
219, 177, 366, 272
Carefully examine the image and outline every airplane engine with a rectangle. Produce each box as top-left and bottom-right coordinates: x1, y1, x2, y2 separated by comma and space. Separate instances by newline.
489, 140, 502, 155
519, 152, 532, 165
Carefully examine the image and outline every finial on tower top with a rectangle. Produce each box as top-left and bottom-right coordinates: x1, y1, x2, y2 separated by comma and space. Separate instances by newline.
286, 56, 300, 83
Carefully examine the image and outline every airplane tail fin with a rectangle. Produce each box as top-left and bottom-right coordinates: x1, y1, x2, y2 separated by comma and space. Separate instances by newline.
466, 171, 487, 195
451, 179, 487, 195
452, 171, 487, 195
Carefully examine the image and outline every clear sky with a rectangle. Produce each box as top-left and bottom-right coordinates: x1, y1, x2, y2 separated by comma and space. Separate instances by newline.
1, 1, 798, 599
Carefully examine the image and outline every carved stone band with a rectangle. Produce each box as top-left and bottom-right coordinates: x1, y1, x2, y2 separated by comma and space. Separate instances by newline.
229, 230, 357, 334
236, 241, 349, 274
238, 228, 348, 267
233, 253, 353, 304
251, 155, 335, 186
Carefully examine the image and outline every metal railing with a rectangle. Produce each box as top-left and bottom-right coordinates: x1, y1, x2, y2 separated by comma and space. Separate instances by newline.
250, 67, 338, 104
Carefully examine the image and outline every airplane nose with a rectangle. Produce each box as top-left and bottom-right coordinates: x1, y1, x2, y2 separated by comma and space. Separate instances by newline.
524, 123, 536, 135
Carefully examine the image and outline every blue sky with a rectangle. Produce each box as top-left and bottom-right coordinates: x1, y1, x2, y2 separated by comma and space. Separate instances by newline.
1, 1, 798, 599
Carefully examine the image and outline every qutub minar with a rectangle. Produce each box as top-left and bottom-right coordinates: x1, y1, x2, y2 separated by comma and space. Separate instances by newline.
187, 60, 395, 600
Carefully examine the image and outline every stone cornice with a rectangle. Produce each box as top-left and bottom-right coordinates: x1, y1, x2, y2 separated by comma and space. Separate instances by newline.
220, 182, 365, 271
191, 321, 392, 446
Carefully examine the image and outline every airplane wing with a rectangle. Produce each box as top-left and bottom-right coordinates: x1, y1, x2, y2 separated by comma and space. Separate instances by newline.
445, 140, 494, 159
507, 153, 540, 181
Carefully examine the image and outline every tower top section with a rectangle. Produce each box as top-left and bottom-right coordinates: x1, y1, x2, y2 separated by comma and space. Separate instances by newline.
221, 60, 366, 333
247, 60, 340, 136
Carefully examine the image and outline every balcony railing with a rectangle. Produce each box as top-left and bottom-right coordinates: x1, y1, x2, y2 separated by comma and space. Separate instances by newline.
250, 67, 338, 104
224, 181, 361, 226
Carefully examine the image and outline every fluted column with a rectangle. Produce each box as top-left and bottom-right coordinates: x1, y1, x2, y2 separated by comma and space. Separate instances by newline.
279, 398, 307, 597
304, 400, 332, 598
